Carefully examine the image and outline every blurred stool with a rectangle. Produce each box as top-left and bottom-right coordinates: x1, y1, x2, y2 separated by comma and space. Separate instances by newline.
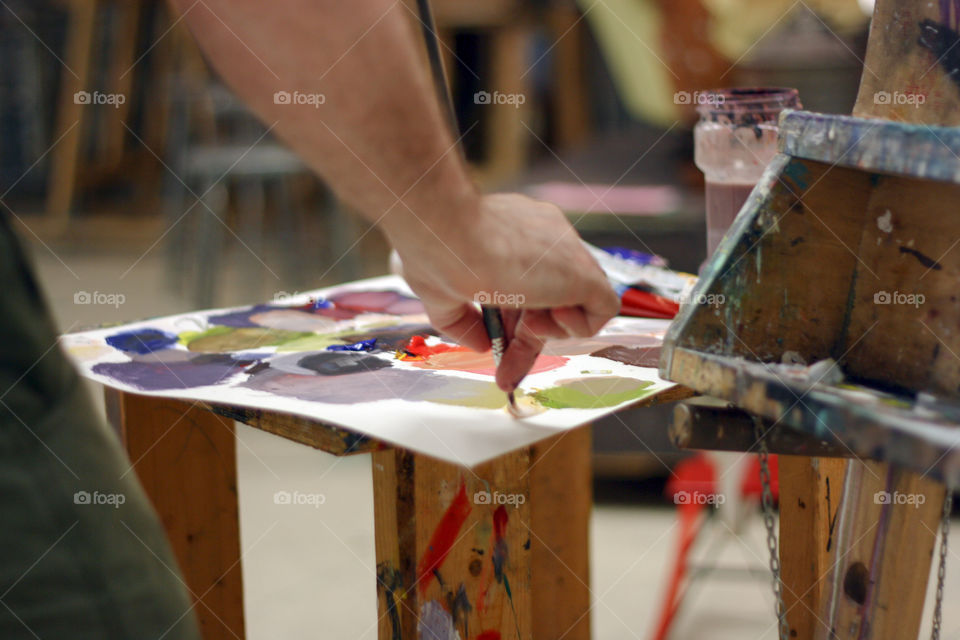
163, 79, 355, 307
652, 451, 779, 640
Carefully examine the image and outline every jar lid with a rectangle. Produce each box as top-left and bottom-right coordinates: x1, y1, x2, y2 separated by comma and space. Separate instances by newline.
696, 87, 801, 126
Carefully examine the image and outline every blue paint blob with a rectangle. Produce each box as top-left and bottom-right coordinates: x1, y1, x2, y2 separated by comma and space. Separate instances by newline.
326, 338, 377, 352
105, 328, 179, 354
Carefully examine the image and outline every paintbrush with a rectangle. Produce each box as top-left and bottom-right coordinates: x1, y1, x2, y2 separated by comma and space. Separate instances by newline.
413, 0, 517, 411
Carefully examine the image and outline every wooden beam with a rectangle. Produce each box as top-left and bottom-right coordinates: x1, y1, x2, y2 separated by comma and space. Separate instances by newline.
106, 389, 245, 640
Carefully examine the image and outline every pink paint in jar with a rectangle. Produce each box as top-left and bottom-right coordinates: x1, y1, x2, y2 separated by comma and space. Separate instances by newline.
694, 88, 801, 258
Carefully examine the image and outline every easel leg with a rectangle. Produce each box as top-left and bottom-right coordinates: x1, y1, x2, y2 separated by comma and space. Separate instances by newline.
779, 456, 847, 638
373, 428, 591, 640
816, 460, 945, 640
105, 389, 245, 639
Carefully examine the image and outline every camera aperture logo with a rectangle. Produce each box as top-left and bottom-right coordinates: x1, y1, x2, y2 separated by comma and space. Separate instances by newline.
474, 291, 524, 307
874, 491, 925, 508
74, 490, 126, 509
474, 490, 525, 507
673, 490, 725, 506
74, 91, 126, 108
474, 90, 525, 108
873, 90, 926, 108
673, 91, 724, 106
273, 490, 325, 508
873, 290, 924, 308
273, 90, 326, 108
74, 291, 125, 308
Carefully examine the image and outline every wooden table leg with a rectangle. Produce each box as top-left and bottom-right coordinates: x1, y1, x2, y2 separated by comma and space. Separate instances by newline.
779, 456, 847, 639
105, 389, 245, 640
372, 425, 592, 640
816, 460, 945, 640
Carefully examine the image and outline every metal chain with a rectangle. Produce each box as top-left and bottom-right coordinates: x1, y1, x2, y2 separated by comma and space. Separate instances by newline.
754, 417, 790, 640
931, 487, 952, 640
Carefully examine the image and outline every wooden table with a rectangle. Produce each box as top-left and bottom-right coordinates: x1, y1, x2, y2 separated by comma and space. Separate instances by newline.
105, 384, 691, 639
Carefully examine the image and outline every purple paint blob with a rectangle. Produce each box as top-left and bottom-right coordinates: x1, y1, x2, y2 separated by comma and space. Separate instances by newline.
105, 328, 179, 354
241, 367, 448, 403
207, 304, 283, 328
93, 353, 246, 390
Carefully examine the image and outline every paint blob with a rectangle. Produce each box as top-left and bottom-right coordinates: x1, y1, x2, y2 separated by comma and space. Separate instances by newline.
248, 309, 339, 333
531, 377, 655, 409
93, 353, 247, 390
590, 344, 662, 368
297, 351, 392, 375
328, 289, 424, 315
185, 327, 310, 352
241, 367, 449, 403
414, 351, 567, 377
105, 328, 179, 354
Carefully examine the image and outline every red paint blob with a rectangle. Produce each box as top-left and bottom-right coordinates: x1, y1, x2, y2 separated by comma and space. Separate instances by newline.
475, 632, 501, 640
416, 480, 472, 596
401, 335, 465, 360
413, 350, 568, 376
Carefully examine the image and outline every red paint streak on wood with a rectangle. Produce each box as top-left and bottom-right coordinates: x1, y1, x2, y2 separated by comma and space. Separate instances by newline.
475, 631, 502, 640
493, 505, 508, 540
416, 480, 472, 596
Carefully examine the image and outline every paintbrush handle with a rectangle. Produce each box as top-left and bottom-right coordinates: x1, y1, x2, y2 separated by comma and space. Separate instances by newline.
481, 306, 507, 366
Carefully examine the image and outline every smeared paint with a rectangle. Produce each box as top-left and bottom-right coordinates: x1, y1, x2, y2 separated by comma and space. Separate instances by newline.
877, 210, 893, 233
297, 351, 392, 375
326, 338, 377, 352
414, 350, 567, 377
417, 481, 472, 596
492, 506, 509, 584
421, 381, 510, 410
899, 246, 942, 270
93, 353, 247, 390
590, 344, 661, 368
418, 600, 461, 640
184, 326, 310, 352
329, 289, 425, 315
448, 584, 472, 639
241, 367, 448, 403
376, 563, 403, 640
105, 328, 178, 354
248, 309, 338, 333
531, 377, 655, 409
542, 333, 662, 356
783, 160, 811, 191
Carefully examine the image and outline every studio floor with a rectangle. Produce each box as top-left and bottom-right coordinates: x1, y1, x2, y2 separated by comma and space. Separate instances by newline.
25, 240, 960, 640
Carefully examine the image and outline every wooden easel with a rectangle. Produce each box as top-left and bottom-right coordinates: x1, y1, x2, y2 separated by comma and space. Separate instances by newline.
661, 1, 960, 638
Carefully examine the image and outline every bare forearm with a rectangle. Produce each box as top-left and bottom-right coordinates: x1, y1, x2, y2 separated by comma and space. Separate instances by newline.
168, 0, 478, 244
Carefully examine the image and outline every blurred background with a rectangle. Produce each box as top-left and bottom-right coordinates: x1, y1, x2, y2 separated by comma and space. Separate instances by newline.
11, 1, 948, 639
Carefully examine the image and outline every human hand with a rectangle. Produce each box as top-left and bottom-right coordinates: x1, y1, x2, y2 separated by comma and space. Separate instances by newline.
386, 193, 620, 392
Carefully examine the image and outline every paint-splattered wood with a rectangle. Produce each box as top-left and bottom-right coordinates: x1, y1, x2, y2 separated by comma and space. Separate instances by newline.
201, 402, 385, 456
372, 446, 536, 640
854, 0, 960, 125
666, 347, 960, 484
779, 456, 846, 639
778, 110, 960, 183
816, 461, 945, 640
529, 426, 591, 640
105, 388, 244, 640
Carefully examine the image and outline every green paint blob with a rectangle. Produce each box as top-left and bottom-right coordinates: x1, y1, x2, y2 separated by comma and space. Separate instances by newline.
531, 377, 655, 409
422, 380, 508, 409
185, 327, 311, 352
274, 334, 348, 352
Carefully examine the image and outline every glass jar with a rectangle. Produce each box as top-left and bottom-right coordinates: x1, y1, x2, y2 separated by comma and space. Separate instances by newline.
694, 88, 801, 257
